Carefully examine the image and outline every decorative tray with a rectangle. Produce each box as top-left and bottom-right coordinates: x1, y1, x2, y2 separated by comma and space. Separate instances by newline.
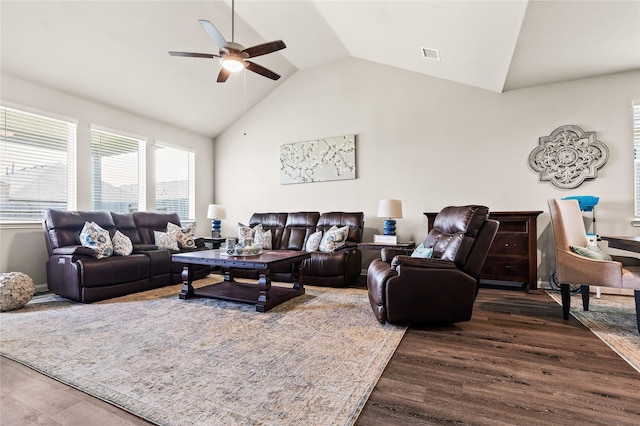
219, 249, 263, 257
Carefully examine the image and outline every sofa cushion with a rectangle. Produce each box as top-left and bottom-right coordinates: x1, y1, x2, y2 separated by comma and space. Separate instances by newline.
132, 211, 181, 244
237, 222, 256, 242
154, 230, 179, 251
80, 221, 114, 259
110, 212, 143, 244
167, 222, 196, 249
319, 225, 349, 253
45, 209, 116, 250
306, 230, 323, 252
570, 245, 612, 261
254, 228, 272, 249
411, 243, 434, 259
112, 230, 133, 256
316, 212, 364, 243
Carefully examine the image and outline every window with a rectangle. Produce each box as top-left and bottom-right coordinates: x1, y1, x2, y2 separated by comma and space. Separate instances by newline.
635, 101, 640, 218
0, 105, 77, 221
155, 143, 194, 220
90, 128, 146, 213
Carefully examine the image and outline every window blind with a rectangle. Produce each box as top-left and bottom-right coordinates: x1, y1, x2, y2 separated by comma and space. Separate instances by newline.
634, 101, 640, 217
0, 105, 77, 220
155, 143, 194, 220
90, 128, 145, 213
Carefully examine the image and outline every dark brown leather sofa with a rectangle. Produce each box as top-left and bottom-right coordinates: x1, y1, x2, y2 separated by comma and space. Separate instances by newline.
43, 209, 210, 303
367, 205, 499, 325
235, 211, 364, 287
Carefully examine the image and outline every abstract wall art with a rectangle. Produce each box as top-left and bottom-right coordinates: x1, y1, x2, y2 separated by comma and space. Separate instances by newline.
280, 134, 356, 184
529, 125, 609, 189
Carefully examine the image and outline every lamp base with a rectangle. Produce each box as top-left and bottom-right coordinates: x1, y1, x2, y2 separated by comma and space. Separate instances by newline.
383, 219, 396, 236
211, 219, 221, 238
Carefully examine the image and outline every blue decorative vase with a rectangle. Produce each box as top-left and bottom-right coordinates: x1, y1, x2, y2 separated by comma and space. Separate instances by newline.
383, 219, 396, 235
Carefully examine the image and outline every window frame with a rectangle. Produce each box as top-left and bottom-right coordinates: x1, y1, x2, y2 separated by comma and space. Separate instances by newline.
90, 126, 147, 214
634, 101, 640, 222
0, 103, 77, 222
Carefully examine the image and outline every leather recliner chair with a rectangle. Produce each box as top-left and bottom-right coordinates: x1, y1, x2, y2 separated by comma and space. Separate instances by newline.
367, 205, 499, 325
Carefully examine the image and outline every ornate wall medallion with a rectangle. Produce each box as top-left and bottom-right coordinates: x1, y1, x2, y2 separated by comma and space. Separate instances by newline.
529, 125, 609, 189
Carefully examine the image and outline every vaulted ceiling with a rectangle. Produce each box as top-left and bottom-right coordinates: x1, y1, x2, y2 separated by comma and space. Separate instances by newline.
1, 1, 638, 138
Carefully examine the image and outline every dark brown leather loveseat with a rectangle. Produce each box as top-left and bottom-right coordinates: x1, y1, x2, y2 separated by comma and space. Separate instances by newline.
43, 209, 210, 303
236, 211, 364, 287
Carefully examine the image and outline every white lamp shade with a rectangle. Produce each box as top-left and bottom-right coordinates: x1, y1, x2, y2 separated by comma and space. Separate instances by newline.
377, 199, 403, 218
207, 204, 226, 219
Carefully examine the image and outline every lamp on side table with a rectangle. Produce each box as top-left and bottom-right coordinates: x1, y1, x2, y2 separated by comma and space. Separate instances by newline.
377, 199, 403, 239
207, 204, 226, 238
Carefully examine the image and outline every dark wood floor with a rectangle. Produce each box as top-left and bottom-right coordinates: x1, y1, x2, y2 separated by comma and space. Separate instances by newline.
2, 288, 639, 425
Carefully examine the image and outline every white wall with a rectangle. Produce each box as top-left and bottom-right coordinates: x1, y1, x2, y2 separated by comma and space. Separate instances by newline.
0, 73, 214, 286
214, 58, 640, 287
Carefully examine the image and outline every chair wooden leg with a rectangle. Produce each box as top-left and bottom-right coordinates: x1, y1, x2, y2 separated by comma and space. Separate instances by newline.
561, 283, 571, 320
581, 285, 590, 311
635, 290, 640, 333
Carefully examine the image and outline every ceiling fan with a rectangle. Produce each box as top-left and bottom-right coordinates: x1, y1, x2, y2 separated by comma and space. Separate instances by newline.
168, 0, 286, 83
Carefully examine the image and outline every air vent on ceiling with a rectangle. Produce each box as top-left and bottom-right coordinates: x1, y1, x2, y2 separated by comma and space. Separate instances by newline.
421, 47, 440, 61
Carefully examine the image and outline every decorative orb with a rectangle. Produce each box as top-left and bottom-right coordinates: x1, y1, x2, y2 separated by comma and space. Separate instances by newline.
0, 272, 35, 312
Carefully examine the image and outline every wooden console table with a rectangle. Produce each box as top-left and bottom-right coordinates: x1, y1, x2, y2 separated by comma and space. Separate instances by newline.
424, 211, 542, 292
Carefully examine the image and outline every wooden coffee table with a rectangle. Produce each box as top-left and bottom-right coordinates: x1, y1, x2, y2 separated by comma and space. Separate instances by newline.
172, 249, 311, 312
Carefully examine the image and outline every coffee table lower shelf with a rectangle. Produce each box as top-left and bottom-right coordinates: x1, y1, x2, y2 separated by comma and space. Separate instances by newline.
192, 280, 304, 312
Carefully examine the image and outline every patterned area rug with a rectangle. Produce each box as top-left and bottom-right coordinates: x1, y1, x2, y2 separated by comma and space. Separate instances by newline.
0, 276, 406, 425
548, 291, 640, 373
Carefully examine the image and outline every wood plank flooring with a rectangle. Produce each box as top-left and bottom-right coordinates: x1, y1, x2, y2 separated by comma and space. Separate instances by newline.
2, 288, 639, 425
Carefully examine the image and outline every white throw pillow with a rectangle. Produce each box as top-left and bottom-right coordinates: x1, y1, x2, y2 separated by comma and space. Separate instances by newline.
154, 230, 179, 251
80, 221, 113, 259
305, 230, 323, 252
319, 226, 349, 253
112, 230, 133, 256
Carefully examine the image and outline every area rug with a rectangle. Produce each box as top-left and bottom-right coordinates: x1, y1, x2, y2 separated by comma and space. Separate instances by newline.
0, 276, 406, 425
547, 291, 640, 374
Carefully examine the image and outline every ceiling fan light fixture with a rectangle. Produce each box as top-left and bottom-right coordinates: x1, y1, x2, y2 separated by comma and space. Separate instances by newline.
220, 56, 245, 72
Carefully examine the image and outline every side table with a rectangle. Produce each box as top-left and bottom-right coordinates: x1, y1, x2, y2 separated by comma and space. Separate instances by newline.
203, 237, 227, 250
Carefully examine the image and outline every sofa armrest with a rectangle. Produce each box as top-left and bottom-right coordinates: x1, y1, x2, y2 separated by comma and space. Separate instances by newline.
52, 245, 96, 258
194, 237, 206, 249
381, 248, 412, 263
391, 255, 457, 271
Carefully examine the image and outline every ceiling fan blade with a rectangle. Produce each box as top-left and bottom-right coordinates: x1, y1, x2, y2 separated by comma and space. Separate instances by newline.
168, 51, 220, 59
245, 61, 281, 80
217, 67, 231, 83
242, 40, 286, 58
199, 19, 228, 49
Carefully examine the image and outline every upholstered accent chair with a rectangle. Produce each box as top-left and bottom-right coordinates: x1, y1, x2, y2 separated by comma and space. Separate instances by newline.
367, 205, 499, 325
547, 199, 640, 332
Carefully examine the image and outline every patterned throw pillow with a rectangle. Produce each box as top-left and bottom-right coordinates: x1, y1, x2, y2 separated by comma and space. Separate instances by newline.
238, 223, 256, 242
570, 245, 612, 261
254, 228, 272, 249
79, 221, 113, 259
167, 222, 196, 249
410, 243, 433, 259
112, 230, 133, 256
154, 230, 179, 251
319, 225, 349, 253
305, 230, 323, 252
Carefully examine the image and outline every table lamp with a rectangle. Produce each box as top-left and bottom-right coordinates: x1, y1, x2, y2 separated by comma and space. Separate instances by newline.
378, 199, 402, 236
207, 204, 226, 238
